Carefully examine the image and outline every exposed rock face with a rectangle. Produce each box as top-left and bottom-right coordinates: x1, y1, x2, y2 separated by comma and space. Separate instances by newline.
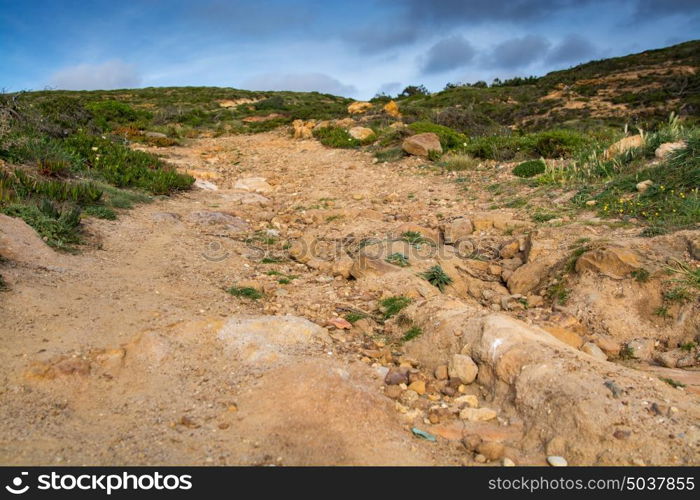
575, 246, 642, 279
404, 307, 700, 465
402, 133, 442, 157
292, 119, 315, 139
443, 218, 473, 244
603, 134, 644, 159
348, 126, 375, 141
347, 101, 373, 114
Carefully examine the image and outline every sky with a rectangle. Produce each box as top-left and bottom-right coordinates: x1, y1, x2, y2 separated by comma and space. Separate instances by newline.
1, 0, 699, 99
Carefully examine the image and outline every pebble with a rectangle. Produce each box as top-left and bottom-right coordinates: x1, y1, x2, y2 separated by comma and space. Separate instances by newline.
547, 456, 568, 467
503, 457, 515, 466
408, 380, 426, 395
454, 395, 478, 408
474, 454, 487, 463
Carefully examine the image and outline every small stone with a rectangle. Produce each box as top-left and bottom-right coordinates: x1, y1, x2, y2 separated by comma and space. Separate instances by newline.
449, 354, 478, 384
585, 200, 597, 206
385, 385, 402, 399
474, 454, 487, 463
328, 317, 352, 330
459, 407, 497, 421
399, 389, 419, 406
352, 193, 364, 200
477, 441, 506, 461
434, 365, 449, 380
503, 457, 515, 467
453, 394, 479, 408
408, 380, 426, 395
547, 456, 568, 467
613, 429, 631, 440
385, 367, 409, 385
636, 179, 653, 193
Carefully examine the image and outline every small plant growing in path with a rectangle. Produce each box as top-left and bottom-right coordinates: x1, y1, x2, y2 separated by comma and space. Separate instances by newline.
345, 312, 367, 324
386, 253, 409, 267
400, 231, 431, 247
379, 296, 411, 319
420, 265, 452, 292
226, 286, 263, 300
402, 326, 422, 342
660, 377, 686, 388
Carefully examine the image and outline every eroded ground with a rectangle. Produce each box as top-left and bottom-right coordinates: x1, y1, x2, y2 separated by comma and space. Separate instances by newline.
0, 130, 698, 465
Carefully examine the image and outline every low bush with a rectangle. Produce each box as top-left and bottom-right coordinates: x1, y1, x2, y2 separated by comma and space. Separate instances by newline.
513, 159, 546, 177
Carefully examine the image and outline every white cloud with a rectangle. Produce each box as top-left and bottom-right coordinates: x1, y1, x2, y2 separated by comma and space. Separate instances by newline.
241, 72, 357, 97
49, 60, 142, 90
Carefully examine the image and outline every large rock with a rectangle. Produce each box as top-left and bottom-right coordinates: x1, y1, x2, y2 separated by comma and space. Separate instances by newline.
383, 100, 401, 118
347, 101, 373, 114
655, 141, 685, 159
402, 133, 442, 157
543, 326, 583, 349
507, 257, 556, 295
449, 354, 478, 384
603, 135, 644, 159
348, 126, 375, 141
292, 119, 315, 139
575, 246, 641, 279
443, 218, 473, 244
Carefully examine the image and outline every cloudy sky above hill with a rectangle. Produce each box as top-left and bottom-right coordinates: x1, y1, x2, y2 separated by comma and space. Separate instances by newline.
1, 0, 699, 98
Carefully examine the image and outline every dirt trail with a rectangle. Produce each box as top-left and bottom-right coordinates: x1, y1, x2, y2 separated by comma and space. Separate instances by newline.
1, 131, 698, 466
0, 132, 468, 466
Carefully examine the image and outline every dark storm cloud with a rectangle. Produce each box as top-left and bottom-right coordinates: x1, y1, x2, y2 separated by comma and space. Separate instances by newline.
421, 35, 475, 74
546, 34, 598, 64
343, 24, 421, 54
396, 0, 593, 25
486, 35, 551, 69
634, 0, 700, 17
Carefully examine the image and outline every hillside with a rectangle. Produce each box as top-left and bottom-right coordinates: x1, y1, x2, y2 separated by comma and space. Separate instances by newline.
388, 39, 700, 133
1, 40, 699, 467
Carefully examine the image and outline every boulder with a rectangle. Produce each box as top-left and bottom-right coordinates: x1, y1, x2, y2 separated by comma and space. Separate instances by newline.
443, 218, 473, 244
655, 141, 685, 159
348, 126, 375, 141
507, 257, 556, 295
575, 246, 641, 279
347, 101, 373, 114
581, 342, 607, 360
603, 135, 644, 159
383, 100, 401, 118
292, 119, 315, 139
402, 133, 442, 157
449, 354, 478, 384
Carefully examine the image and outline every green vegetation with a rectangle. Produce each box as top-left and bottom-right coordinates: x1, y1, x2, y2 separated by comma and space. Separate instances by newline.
0, 90, 195, 249
400, 231, 432, 247
631, 269, 650, 283
313, 126, 361, 148
513, 159, 546, 178
379, 295, 412, 320
660, 377, 686, 388
226, 286, 263, 300
401, 326, 423, 342
680, 341, 697, 352
420, 265, 453, 292
619, 344, 636, 360
345, 312, 367, 324
386, 252, 410, 267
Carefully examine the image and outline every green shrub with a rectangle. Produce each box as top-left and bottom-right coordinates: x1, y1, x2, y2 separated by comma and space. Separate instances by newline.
401, 326, 423, 342
420, 265, 453, 292
83, 205, 117, 220
345, 312, 367, 323
513, 159, 546, 177
379, 296, 411, 319
312, 126, 360, 148
386, 252, 409, 267
1, 201, 82, 250
226, 286, 263, 300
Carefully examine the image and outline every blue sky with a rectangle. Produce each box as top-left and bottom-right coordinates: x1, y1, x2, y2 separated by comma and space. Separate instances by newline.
1, 0, 698, 99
